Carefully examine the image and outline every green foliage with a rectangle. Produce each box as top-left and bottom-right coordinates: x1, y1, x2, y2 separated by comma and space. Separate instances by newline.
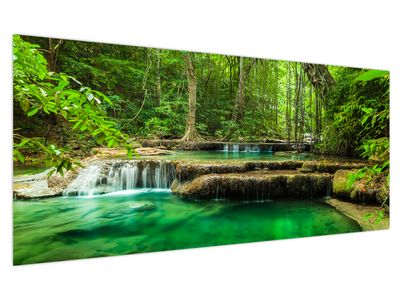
356, 69, 389, 82
143, 100, 186, 138
13, 35, 132, 173
14, 35, 389, 174
317, 67, 389, 157
364, 209, 385, 225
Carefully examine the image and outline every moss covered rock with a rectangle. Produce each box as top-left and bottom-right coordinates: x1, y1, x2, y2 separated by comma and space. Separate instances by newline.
172, 170, 332, 201
332, 169, 379, 204
174, 160, 304, 182
302, 161, 370, 174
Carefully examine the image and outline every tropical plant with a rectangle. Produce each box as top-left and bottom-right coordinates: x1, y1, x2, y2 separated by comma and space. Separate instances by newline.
13, 35, 132, 174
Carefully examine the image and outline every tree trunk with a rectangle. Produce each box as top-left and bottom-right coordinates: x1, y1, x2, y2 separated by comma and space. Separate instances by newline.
302, 63, 335, 101
155, 49, 162, 107
294, 63, 299, 145
315, 91, 321, 138
181, 54, 203, 141
275, 62, 279, 129
232, 57, 255, 123
232, 56, 246, 122
285, 62, 292, 142
299, 68, 305, 148
47, 38, 63, 72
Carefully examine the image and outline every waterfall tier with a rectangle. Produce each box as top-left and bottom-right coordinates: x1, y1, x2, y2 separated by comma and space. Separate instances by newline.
221, 144, 271, 152
64, 160, 176, 196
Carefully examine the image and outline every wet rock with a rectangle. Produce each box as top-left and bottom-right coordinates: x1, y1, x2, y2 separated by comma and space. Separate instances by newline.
325, 198, 389, 231
332, 169, 379, 204
92, 147, 173, 159
47, 167, 82, 191
174, 161, 303, 182
135, 147, 174, 156
302, 161, 370, 174
13, 180, 62, 199
171, 170, 332, 201
13, 168, 68, 199
274, 151, 298, 156
377, 182, 389, 207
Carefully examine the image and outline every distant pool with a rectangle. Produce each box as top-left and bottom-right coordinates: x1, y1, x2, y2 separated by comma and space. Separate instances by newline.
150, 150, 316, 162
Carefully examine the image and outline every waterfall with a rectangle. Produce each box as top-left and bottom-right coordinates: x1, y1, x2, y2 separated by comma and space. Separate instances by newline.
63, 160, 176, 196
244, 145, 260, 152
142, 164, 150, 187
108, 163, 139, 190
222, 143, 261, 153
63, 165, 101, 196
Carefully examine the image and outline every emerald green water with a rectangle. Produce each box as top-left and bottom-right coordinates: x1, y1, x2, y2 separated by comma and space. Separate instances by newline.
14, 189, 361, 265
148, 150, 316, 162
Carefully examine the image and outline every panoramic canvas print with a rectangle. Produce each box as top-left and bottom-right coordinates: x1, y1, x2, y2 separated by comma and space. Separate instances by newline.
13, 35, 389, 265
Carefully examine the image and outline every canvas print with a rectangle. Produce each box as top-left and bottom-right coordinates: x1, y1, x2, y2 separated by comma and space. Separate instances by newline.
13, 35, 389, 265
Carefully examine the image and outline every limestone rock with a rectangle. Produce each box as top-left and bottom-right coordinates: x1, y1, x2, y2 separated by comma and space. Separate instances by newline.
302, 161, 370, 174
325, 198, 389, 231
332, 169, 379, 204
172, 170, 332, 200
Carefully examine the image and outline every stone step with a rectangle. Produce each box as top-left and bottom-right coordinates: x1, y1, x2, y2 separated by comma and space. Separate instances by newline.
171, 170, 333, 201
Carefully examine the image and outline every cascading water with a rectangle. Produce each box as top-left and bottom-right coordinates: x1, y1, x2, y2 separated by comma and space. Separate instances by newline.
222, 143, 261, 153
63, 165, 102, 196
244, 145, 260, 152
63, 160, 176, 196
108, 163, 139, 190
265, 144, 273, 152
142, 164, 150, 187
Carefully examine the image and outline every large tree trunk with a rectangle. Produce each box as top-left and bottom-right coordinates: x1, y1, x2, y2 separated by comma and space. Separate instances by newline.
155, 49, 162, 107
302, 63, 335, 100
232, 57, 252, 122
294, 63, 299, 145
181, 54, 203, 141
285, 62, 292, 143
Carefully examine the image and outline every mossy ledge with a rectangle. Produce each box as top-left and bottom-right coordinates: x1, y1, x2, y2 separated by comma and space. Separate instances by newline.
332, 169, 389, 205
171, 170, 333, 200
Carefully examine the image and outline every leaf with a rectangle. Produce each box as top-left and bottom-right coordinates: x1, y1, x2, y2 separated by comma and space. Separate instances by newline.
19, 138, 30, 147
72, 121, 82, 130
382, 160, 389, 169
27, 107, 40, 117
127, 148, 133, 159
107, 139, 114, 148
361, 107, 373, 114
20, 100, 30, 112
361, 115, 369, 125
356, 70, 389, 82
94, 96, 101, 104
86, 93, 94, 101
39, 87, 47, 97
363, 213, 374, 220
371, 114, 377, 126
13, 149, 25, 163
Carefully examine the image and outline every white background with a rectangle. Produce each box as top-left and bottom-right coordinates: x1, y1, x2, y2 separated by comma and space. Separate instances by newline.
0, 0, 399, 299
